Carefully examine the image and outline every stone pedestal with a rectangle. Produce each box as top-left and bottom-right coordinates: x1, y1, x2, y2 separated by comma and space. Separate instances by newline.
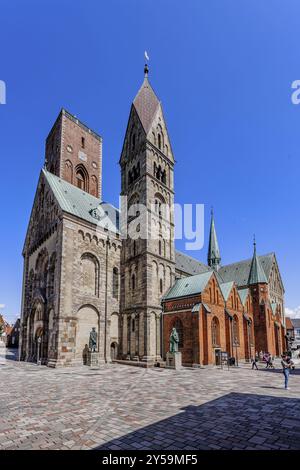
86, 351, 100, 367
166, 352, 182, 370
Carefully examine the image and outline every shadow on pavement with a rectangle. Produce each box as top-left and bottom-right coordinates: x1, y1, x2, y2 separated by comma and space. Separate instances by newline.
95, 392, 300, 450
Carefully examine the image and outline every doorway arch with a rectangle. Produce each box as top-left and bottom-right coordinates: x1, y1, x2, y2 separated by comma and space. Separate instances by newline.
110, 342, 118, 360
76, 305, 99, 362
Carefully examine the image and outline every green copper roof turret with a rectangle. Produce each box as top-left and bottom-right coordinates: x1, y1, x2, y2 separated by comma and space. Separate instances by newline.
207, 208, 221, 271
248, 237, 268, 285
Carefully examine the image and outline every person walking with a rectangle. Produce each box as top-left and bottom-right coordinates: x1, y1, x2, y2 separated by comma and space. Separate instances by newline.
251, 355, 258, 370
268, 355, 275, 369
281, 353, 292, 390
265, 352, 270, 368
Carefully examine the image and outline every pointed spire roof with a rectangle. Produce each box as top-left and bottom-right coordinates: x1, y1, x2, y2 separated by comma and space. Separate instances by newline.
207, 208, 221, 270
248, 237, 268, 285
133, 64, 160, 133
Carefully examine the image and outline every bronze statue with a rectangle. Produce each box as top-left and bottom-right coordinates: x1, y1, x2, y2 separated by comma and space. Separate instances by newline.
89, 327, 97, 352
169, 327, 179, 353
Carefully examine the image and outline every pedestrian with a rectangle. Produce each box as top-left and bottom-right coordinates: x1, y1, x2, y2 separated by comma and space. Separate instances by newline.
265, 352, 270, 368
281, 353, 292, 390
251, 355, 258, 370
267, 355, 275, 369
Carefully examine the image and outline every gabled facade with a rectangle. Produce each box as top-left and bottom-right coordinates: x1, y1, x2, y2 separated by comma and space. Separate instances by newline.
162, 212, 285, 365
162, 271, 256, 366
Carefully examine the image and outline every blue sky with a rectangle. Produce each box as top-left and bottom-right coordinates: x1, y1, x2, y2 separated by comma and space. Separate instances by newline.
0, 0, 300, 322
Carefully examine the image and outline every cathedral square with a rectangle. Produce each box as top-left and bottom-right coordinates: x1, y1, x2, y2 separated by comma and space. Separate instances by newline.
1, 356, 300, 451
1, 1, 300, 457
0, 64, 297, 452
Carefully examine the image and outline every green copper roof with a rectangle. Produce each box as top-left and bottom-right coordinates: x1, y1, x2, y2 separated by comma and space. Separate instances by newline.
163, 271, 213, 301
43, 169, 119, 233
219, 281, 234, 301
238, 288, 249, 306
248, 242, 268, 285
270, 302, 277, 315
207, 209, 221, 269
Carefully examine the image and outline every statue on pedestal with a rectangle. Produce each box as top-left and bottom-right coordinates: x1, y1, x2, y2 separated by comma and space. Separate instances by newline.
89, 327, 97, 352
169, 327, 179, 353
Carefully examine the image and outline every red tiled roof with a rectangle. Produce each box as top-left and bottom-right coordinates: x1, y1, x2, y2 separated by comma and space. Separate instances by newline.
285, 317, 294, 330
4, 325, 13, 335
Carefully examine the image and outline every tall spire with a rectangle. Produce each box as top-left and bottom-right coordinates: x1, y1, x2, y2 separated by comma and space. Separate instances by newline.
207, 208, 221, 271
248, 236, 267, 285
132, 64, 160, 134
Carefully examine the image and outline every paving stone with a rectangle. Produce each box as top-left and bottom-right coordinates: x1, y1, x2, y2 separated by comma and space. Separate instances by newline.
1, 358, 300, 450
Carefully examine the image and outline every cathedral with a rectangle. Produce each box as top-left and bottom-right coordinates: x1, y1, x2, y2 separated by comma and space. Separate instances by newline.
20, 66, 286, 367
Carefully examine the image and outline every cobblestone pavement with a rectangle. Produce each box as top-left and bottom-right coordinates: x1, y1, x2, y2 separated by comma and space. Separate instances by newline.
0, 351, 300, 450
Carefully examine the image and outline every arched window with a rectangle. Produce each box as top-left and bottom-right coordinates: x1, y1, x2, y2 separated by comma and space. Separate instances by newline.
160, 278, 163, 294
173, 318, 184, 348
154, 193, 165, 218
249, 323, 254, 345
233, 315, 240, 345
113, 267, 119, 299
65, 160, 73, 184
128, 193, 140, 220
75, 165, 89, 192
212, 279, 216, 304
211, 317, 220, 346
76, 169, 85, 189
81, 253, 100, 296
48, 253, 56, 296
158, 133, 161, 150
158, 239, 162, 256
90, 175, 98, 197
132, 274, 136, 291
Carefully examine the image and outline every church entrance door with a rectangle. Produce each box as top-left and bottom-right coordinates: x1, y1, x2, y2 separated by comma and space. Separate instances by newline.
111, 342, 118, 360
214, 348, 221, 365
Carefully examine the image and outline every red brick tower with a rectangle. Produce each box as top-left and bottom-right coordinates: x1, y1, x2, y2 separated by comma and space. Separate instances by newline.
45, 109, 102, 199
